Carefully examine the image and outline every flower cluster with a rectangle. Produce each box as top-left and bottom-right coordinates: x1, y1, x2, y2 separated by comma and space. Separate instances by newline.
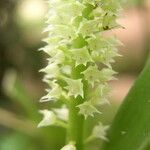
38, 0, 122, 149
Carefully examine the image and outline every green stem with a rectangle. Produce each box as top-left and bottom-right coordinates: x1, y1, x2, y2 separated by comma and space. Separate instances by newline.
67, 97, 85, 150
56, 120, 68, 129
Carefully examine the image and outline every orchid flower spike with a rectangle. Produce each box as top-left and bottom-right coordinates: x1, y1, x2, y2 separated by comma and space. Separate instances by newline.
38, 0, 122, 149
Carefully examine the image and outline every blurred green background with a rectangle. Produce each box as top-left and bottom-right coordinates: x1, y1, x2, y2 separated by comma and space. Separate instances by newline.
0, 0, 150, 150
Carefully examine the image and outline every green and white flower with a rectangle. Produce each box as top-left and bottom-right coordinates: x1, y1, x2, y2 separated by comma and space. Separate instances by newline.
64, 78, 84, 98
77, 101, 101, 119
38, 110, 57, 127
39, 0, 122, 148
92, 122, 110, 141
53, 106, 69, 121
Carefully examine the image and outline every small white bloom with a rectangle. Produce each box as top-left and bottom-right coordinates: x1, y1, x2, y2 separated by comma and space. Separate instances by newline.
78, 18, 100, 37
92, 122, 109, 141
53, 106, 69, 121
64, 78, 84, 98
89, 84, 110, 106
82, 65, 116, 87
61, 65, 72, 75
70, 47, 93, 67
40, 80, 62, 102
82, 65, 101, 87
38, 110, 57, 128
47, 50, 65, 65
61, 143, 76, 150
77, 101, 101, 119
40, 63, 60, 79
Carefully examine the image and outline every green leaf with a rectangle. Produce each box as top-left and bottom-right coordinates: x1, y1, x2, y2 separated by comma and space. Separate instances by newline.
102, 56, 150, 150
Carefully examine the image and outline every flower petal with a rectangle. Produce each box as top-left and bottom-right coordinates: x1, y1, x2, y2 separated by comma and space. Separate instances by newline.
64, 78, 84, 98
77, 101, 101, 119
38, 110, 57, 127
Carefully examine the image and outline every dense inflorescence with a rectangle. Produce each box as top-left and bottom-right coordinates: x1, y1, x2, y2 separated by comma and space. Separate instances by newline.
38, 0, 122, 149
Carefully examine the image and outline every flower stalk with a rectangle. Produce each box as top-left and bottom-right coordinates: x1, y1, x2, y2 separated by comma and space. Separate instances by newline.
38, 0, 122, 150
67, 98, 84, 150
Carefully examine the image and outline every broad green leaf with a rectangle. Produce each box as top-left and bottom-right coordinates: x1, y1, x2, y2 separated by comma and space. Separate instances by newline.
101, 56, 150, 150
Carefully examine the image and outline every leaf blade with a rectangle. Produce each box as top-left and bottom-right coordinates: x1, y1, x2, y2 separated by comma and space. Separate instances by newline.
102, 57, 150, 150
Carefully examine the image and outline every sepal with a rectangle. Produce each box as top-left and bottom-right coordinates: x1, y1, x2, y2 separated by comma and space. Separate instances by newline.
53, 106, 69, 121
89, 84, 110, 106
85, 122, 109, 143
77, 101, 101, 119
82, 65, 101, 87
38, 110, 57, 127
64, 78, 84, 98
70, 47, 93, 66
78, 19, 100, 37
92, 122, 109, 141
40, 81, 62, 102
40, 63, 60, 79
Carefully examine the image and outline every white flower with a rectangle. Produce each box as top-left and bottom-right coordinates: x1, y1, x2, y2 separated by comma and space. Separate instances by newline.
70, 47, 93, 67
53, 106, 69, 121
89, 84, 110, 106
82, 65, 101, 87
64, 78, 84, 98
40, 63, 60, 79
92, 122, 110, 141
38, 110, 57, 128
61, 65, 72, 75
82, 65, 116, 87
40, 81, 62, 102
47, 50, 65, 65
77, 101, 101, 119
78, 18, 100, 37
61, 143, 76, 150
